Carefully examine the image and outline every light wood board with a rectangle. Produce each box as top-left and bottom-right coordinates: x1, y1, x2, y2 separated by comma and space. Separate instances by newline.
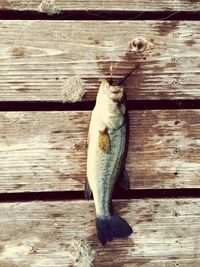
0, 110, 199, 193
0, 199, 199, 266
0, 0, 199, 12
0, 21, 200, 101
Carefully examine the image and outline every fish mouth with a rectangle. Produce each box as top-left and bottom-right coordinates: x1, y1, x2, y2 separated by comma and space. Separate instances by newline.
109, 86, 124, 102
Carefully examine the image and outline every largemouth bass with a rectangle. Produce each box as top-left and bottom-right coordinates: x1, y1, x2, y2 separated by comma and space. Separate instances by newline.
86, 79, 133, 245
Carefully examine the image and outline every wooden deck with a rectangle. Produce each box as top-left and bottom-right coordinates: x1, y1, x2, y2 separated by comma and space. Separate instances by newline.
0, 1, 200, 266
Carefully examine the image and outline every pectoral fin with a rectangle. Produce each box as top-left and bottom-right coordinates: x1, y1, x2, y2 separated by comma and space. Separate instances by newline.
84, 177, 92, 200
86, 132, 90, 148
99, 129, 111, 152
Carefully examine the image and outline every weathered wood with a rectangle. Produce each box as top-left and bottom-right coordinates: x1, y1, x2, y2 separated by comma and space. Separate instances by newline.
0, 110, 199, 193
0, 21, 200, 101
0, 199, 199, 266
0, 0, 199, 12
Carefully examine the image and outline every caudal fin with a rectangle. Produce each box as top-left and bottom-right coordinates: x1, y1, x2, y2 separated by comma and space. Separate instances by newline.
96, 214, 133, 245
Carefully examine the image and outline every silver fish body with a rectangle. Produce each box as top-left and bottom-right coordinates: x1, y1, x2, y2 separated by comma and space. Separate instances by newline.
86, 79, 133, 245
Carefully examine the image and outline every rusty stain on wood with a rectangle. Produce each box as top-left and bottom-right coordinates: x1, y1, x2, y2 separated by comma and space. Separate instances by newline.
184, 39, 196, 46
0, 0, 199, 11
0, 21, 199, 101
0, 199, 199, 266
12, 47, 25, 58
0, 110, 199, 193
156, 21, 180, 36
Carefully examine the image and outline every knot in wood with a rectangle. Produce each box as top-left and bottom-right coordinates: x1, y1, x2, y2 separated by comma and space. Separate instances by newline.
130, 37, 147, 52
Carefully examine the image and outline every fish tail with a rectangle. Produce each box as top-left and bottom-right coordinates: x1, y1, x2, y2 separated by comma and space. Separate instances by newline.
96, 214, 133, 245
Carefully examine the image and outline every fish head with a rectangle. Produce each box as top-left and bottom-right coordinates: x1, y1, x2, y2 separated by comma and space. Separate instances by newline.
97, 79, 124, 105
95, 80, 126, 129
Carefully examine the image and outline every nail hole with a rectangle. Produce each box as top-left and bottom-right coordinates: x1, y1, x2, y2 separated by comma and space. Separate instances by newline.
56, 77, 59, 80
171, 57, 178, 63
174, 120, 180, 125
137, 41, 144, 50
174, 172, 178, 176
173, 148, 180, 154
173, 33, 180, 38
130, 37, 147, 52
174, 211, 179, 217
172, 80, 179, 86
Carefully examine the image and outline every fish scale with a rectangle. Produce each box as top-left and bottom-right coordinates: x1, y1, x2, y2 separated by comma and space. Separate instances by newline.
93, 126, 126, 217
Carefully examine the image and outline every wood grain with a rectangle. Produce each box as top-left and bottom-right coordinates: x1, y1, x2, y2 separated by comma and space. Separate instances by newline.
0, 110, 199, 193
0, 21, 200, 101
0, 199, 199, 266
0, 0, 199, 11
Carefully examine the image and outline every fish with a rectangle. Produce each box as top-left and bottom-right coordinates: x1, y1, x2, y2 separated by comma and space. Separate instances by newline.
85, 79, 133, 245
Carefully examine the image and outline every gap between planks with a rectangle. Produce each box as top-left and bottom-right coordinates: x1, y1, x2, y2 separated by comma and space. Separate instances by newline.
1, 100, 200, 112
0, 11, 200, 20
0, 189, 200, 203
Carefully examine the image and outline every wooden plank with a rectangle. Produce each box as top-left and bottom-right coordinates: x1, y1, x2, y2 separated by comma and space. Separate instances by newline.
0, 20, 200, 101
0, 0, 199, 12
0, 199, 199, 266
0, 110, 199, 193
